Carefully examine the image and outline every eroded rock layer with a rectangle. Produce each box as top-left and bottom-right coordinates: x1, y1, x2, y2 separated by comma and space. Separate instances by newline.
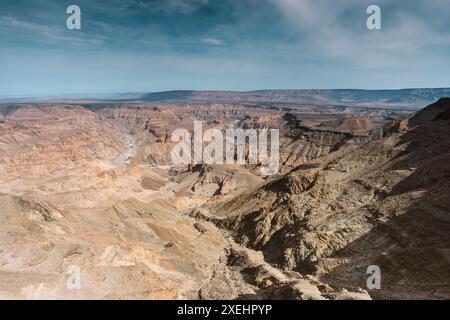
0, 100, 447, 299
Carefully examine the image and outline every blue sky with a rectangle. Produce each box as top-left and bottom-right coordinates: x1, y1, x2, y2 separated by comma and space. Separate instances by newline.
1, 0, 450, 96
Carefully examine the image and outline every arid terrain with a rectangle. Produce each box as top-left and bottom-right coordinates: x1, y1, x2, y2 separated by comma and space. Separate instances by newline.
0, 98, 449, 300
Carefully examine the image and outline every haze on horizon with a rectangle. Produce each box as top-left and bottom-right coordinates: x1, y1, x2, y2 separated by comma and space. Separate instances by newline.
1, 0, 450, 96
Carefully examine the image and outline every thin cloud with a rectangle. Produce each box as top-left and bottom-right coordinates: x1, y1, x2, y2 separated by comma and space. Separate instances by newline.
0, 16, 105, 47
201, 38, 225, 46
135, 0, 209, 14
269, 0, 450, 67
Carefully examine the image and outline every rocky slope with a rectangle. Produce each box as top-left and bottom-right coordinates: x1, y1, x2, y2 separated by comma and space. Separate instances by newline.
0, 99, 447, 299
200, 98, 450, 299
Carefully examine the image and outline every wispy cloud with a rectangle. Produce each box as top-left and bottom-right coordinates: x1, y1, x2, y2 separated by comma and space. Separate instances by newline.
0, 16, 105, 47
269, 0, 450, 67
201, 38, 224, 46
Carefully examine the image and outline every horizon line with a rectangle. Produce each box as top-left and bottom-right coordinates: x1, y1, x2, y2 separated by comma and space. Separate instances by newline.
2, 86, 450, 100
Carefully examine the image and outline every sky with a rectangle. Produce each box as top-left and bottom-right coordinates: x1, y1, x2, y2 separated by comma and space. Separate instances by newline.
1, 0, 450, 96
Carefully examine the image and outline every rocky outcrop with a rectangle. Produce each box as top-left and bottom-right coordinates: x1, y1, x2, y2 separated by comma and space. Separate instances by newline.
205, 99, 450, 299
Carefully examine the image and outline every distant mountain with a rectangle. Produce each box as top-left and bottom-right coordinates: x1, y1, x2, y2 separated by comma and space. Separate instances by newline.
140, 89, 450, 110
107, 92, 147, 99
3, 89, 449, 110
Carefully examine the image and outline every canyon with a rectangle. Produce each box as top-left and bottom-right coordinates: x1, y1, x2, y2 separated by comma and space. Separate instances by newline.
0, 99, 448, 299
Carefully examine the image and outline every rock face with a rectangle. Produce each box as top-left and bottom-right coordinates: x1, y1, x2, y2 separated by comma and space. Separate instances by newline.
318, 117, 374, 133
205, 98, 450, 299
0, 99, 448, 300
87, 103, 402, 170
